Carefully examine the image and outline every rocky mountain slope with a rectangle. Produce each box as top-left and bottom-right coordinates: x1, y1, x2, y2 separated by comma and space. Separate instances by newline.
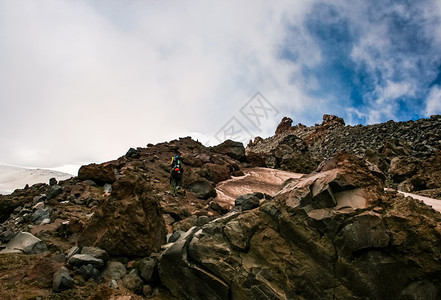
247, 114, 441, 198
0, 115, 440, 299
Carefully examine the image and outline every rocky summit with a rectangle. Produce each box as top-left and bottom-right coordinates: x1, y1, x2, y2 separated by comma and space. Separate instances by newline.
0, 115, 440, 299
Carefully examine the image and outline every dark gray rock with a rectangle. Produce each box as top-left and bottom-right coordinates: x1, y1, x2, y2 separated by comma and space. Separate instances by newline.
0, 230, 16, 243
190, 180, 217, 199
68, 254, 104, 269
234, 193, 263, 210
138, 257, 158, 283
78, 264, 101, 282
53, 267, 74, 292
49, 177, 58, 186
122, 269, 144, 295
32, 207, 51, 225
126, 147, 141, 159
46, 185, 63, 200
168, 230, 186, 243
211, 140, 246, 162
81, 246, 109, 262
1, 232, 46, 254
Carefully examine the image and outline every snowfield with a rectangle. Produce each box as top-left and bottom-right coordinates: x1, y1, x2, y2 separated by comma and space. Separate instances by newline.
0, 165, 73, 195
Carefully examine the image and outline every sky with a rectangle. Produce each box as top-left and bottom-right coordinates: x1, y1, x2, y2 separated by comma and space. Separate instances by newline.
1, 0, 440, 174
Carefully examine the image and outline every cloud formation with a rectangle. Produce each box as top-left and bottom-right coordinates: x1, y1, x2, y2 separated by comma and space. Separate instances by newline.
0, 0, 440, 170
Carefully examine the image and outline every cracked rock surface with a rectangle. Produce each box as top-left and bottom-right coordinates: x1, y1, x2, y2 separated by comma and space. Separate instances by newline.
158, 153, 441, 299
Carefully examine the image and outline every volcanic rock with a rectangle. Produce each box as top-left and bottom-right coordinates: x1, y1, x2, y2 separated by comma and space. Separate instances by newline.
81, 246, 109, 262
211, 140, 246, 162
321, 114, 345, 127
46, 185, 63, 200
138, 257, 158, 283
78, 173, 166, 256
246, 134, 316, 173
189, 180, 217, 200
159, 153, 441, 299
68, 254, 104, 269
53, 267, 74, 292
78, 264, 101, 282
78, 163, 116, 185
1, 232, 47, 254
234, 193, 263, 211
122, 269, 144, 294
275, 117, 293, 135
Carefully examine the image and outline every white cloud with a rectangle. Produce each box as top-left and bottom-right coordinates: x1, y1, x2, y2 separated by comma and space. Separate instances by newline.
0, 0, 440, 168
425, 86, 441, 116
0, 0, 322, 168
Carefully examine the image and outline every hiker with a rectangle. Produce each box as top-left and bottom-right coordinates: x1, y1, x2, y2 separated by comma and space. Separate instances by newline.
170, 155, 183, 194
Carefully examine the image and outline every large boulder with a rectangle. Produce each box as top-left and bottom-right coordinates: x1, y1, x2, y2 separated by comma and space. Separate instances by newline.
78, 174, 166, 256
1, 232, 47, 254
78, 163, 117, 185
211, 140, 246, 162
189, 180, 217, 200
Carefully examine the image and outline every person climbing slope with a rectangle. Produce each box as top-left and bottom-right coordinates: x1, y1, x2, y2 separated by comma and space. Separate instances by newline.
170, 155, 184, 195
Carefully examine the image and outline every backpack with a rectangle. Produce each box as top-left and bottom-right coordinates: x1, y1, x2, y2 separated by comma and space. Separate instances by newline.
171, 156, 182, 176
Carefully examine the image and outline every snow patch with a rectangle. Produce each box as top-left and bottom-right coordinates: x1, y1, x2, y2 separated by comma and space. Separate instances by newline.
0, 165, 73, 195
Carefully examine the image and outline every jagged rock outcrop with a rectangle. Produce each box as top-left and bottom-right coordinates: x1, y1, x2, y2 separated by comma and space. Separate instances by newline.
275, 117, 293, 135
247, 114, 441, 195
158, 153, 441, 299
246, 134, 317, 173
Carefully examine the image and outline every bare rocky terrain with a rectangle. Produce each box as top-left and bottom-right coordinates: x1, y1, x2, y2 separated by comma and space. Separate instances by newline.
0, 115, 440, 299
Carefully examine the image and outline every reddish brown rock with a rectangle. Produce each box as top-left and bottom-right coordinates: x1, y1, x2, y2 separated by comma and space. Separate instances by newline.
275, 117, 293, 135
78, 163, 117, 185
78, 174, 166, 256
159, 153, 441, 300
410, 149, 441, 190
321, 114, 345, 127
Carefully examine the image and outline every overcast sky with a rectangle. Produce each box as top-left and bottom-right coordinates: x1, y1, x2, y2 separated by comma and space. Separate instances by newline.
1, 0, 441, 174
